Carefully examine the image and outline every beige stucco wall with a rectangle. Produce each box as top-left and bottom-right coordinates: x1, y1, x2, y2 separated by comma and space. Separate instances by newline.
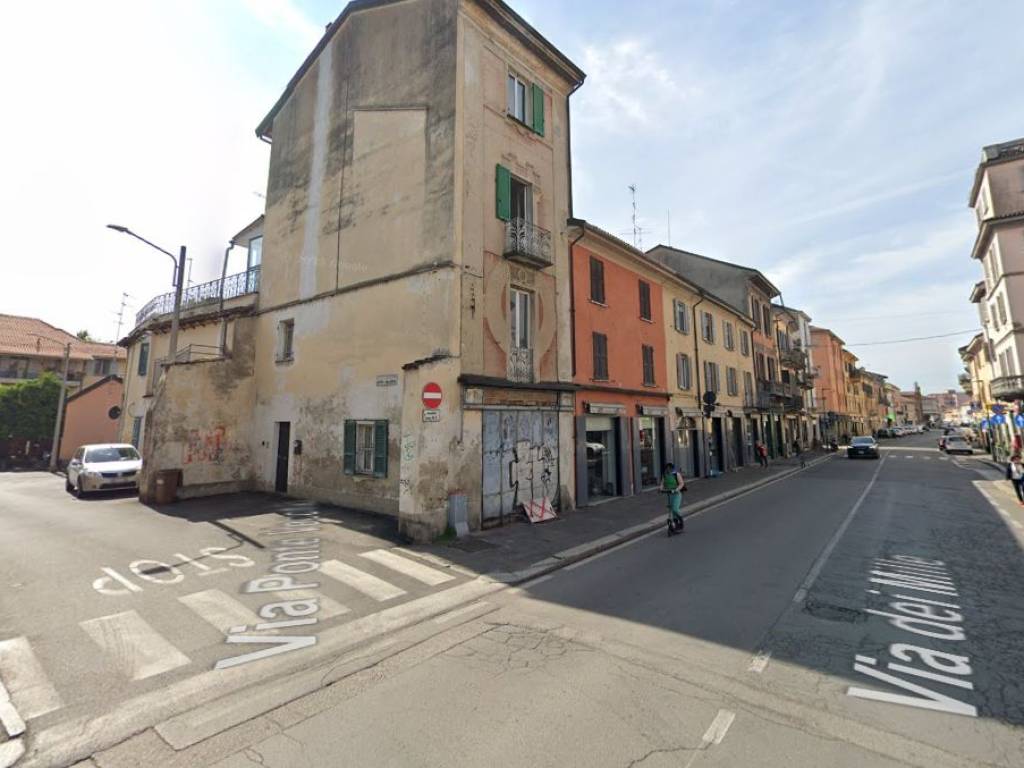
980, 161, 1024, 218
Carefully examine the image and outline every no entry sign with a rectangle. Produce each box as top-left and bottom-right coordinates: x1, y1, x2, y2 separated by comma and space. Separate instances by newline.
422, 382, 443, 409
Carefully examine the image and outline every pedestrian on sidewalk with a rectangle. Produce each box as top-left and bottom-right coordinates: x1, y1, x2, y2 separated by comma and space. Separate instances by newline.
792, 439, 805, 468
755, 440, 769, 468
661, 462, 686, 532
1006, 454, 1024, 505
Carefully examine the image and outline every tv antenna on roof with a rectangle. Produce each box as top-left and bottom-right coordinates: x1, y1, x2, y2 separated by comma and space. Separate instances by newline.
628, 184, 642, 250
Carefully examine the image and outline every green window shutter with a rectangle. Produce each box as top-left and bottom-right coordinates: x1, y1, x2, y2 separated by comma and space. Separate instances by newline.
373, 420, 389, 478
496, 164, 511, 221
138, 342, 149, 376
343, 420, 356, 475
531, 83, 545, 136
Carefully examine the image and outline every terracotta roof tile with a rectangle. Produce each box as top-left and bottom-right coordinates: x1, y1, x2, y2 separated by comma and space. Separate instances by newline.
0, 314, 126, 361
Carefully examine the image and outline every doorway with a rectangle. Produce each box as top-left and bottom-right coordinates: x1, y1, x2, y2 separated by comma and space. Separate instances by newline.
708, 418, 724, 474
732, 418, 744, 467
275, 422, 290, 493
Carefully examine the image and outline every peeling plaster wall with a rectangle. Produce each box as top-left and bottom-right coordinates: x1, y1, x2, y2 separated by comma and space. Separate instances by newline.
138, 318, 257, 499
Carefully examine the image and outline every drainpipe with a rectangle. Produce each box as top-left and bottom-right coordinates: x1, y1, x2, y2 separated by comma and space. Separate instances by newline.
567, 220, 586, 379
692, 291, 708, 477
217, 243, 232, 355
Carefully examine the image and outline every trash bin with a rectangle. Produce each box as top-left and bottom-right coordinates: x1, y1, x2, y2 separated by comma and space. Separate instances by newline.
154, 469, 180, 505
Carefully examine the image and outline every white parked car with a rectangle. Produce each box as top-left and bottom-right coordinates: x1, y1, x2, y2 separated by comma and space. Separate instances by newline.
66, 443, 143, 496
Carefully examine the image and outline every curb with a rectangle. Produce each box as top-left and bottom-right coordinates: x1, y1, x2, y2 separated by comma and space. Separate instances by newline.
502, 453, 835, 585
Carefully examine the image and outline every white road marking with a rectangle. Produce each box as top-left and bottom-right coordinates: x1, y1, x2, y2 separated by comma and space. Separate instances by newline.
0, 637, 63, 719
748, 650, 771, 673
274, 589, 350, 620
179, 590, 262, 634
1013, 520, 1024, 530
702, 709, 736, 744
793, 456, 887, 603
359, 549, 455, 586
0, 685, 26, 737
319, 559, 406, 601
80, 611, 190, 680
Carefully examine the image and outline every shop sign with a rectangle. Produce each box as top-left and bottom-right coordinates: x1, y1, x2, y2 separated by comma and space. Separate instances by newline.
376, 374, 399, 388
587, 402, 624, 415
640, 405, 668, 416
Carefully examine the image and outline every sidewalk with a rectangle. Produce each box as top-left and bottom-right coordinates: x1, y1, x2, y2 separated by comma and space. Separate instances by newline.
415, 451, 832, 582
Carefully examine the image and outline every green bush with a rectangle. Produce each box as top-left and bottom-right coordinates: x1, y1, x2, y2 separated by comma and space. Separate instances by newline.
0, 373, 61, 441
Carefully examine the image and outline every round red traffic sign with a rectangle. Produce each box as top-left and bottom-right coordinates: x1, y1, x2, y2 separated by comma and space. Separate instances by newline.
422, 382, 443, 409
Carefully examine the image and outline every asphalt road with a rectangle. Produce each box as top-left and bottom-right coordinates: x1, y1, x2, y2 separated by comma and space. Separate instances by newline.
5, 432, 1024, 767
180, 432, 1024, 768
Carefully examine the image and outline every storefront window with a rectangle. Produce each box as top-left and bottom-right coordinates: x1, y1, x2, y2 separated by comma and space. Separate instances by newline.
638, 416, 663, 487
586, 416, 619, 499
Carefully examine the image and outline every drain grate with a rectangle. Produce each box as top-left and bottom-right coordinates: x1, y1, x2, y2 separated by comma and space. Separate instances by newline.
802, 599, 866, 623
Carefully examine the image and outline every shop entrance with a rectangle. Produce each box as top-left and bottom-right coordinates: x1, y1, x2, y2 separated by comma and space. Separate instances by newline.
637, 416, 664, 488
585, 415, 621, 500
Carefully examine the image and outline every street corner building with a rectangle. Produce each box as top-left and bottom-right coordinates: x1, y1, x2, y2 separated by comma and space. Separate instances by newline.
119, 0, 586, 541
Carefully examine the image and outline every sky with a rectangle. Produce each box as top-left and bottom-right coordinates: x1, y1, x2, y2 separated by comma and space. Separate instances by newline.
2, 0, 1022, 392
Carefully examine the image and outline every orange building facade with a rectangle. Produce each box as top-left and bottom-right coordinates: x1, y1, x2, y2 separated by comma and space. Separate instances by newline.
810, 327, 853, 439
59, 375, 124, 462
569, 222, 671, 505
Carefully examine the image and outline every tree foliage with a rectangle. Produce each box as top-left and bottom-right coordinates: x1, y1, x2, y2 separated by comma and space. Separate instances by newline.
76, 330, 94, 341
0, 373, 61, 441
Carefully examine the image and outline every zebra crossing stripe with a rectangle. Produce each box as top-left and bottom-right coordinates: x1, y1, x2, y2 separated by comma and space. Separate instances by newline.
0, 637, 62, 719
80, 610, 190, 680
179, 590, 262, 634
359, 549, 456, 586
319, 560, 406, 601
274, 589, 350, 620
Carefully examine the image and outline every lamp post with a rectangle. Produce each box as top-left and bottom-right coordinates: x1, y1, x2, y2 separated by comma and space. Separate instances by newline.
29, 334, 71, 472
107, 225, 186, 361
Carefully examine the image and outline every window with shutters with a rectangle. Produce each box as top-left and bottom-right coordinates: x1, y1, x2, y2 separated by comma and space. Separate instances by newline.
506, 71, 545, 135
131, 417, 142, 448
704, 361, 720, 393
701, 311, 715, 344
345, 419, 389, 477
768, 358, 778, 382
740, 330, 750, 356
137, 341, 149, 377
744, 371, 753, 397
762, 306, 771, 335
589, 257, 606, 303
642, 344, 655, 386
639, 280, 652, 320
724, 321, 735, 351
673, 300, 689, 333
276, 319, 295, 362
510, 288, 532, 350
751, 298, 760, 330
727, 367, 738, 396
997, 294, 1008, 326
592, 332, 609, 380
677, 353, 692, 390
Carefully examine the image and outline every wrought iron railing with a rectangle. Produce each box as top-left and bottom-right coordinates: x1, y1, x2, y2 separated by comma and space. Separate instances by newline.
780, 348, 807, 369
508, 347, 534, 383
504, 218, 552, 268
135, 266, 261, 327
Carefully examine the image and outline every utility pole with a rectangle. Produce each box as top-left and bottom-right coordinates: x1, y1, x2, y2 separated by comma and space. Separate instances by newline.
50, 342, 70, 472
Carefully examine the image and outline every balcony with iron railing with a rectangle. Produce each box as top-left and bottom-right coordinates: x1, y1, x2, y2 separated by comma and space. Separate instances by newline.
991, 375, 1024, 400
135, 266, 261, 328
507, 346, 534, 383
779, 347, 808, 370
504, 218, 552, 269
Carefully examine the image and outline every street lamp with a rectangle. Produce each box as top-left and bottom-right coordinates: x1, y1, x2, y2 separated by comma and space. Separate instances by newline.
107, 224, 186, 361
29, 334, 71, 472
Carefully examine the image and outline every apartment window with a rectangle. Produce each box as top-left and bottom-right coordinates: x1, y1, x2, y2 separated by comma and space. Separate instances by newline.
344, 420, 389, 477
751, 297, 760, 330
740, 330, 750, 356
676, 353, 692, 390
997, 295, 1008, 327
704, 361, 720, 393
131, 417, 142, 448
642, 345, 656, 386
639, 280, 652, 321
592, 332, 609, 380
510, 288, 532, 350
990, 244, 1002, 280
756, 352, 766, 379
726, 366, 738, 396
724, 321, 735, 351
743, 371, 754, 397
506, 71, 545, 135
762, 306, 771, 334
984, 254, 994, 287
276, 319, 295, 362
247, 236, 263, 270
589, 257, 606, 303
776, 329, 787, 352
701, 311, 715, 344
93, 358, 112, 376
768, 358, 777, 382
673, 300, 689, 333
495, 166, 532, 222
137, 341, 149, 377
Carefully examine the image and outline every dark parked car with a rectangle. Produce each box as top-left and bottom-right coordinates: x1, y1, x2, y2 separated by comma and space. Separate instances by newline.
848, 436, 879, 459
